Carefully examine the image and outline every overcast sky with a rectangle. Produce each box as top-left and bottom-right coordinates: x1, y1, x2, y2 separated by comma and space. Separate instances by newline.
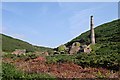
2, 2, 118, 48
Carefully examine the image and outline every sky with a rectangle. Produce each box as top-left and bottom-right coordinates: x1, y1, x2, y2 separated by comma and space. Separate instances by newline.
2, 2, 118, 48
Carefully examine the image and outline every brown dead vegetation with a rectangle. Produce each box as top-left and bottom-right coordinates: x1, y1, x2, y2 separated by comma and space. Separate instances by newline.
3, 56, 119, 78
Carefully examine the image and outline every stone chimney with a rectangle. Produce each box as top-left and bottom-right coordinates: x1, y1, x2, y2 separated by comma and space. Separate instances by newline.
90, 16, 95, 44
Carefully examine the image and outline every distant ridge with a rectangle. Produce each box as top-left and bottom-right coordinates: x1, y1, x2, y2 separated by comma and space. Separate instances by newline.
1, 34, 52, 52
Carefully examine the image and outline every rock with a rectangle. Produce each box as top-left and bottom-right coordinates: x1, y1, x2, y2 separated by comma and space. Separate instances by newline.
44, 52, 49, 56
12, 49, 26, 55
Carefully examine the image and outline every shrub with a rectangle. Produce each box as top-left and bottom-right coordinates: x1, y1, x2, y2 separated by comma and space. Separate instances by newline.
46, 54, 76, 64
75, 53, 120, 70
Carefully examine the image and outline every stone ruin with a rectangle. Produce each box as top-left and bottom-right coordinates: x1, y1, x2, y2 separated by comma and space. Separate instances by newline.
69, 43, 91, 54
68, 16, 95, 54
80, 45, 92, 53
12, 49, 26, 55
55, 16, 95, 54
69, 42, 80, 54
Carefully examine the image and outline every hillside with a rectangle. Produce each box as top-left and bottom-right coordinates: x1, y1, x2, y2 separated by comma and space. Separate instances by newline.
1, 34, 53, 52
66, 19, 120, 54
2, 19, 120, 79
66, 19, 120, 45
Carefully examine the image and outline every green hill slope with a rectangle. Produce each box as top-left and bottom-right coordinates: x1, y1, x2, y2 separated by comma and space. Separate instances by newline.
67, 19, 120, 45
66, 19, 120, 54
1, 34, 52, 52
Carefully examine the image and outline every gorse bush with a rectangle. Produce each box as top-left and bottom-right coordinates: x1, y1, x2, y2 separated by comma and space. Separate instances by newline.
75, 53, 120, 70
2, 62, 24, 79
46, 54, 76, 64
46, 53, 120, 71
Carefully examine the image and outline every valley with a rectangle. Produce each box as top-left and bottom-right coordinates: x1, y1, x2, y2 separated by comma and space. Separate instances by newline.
1, 19, 120, 79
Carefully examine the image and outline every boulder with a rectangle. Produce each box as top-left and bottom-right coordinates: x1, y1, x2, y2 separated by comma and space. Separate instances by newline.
12, 49, 26, 55
44, 52, 49, 56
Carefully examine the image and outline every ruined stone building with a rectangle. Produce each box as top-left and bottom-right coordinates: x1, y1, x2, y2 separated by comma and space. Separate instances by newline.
55, 16, 95, 55
68, 16, 95, 54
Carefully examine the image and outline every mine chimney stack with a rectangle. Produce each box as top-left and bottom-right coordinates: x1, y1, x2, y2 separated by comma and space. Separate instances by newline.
90, 16, 95, 44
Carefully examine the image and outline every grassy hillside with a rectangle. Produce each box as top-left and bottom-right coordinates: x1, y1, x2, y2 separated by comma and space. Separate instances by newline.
66, 19, 120, 54
1, 34, 53, 52
2, 19, 120, 79
48, 19, 120, 71
67, 19, 120, 45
